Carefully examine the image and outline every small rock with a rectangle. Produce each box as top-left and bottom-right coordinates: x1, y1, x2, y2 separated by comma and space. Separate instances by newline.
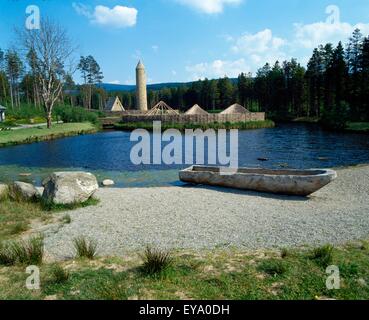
19, 173, 32, 177
42, 172, 99, 205
9, 181, 40, 201
102, 179, 115, 187
258, 157, 269, 162
0, 184, 9, 199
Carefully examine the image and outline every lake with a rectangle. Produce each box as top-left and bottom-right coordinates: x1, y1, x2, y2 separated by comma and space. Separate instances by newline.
0, 123, 368, 187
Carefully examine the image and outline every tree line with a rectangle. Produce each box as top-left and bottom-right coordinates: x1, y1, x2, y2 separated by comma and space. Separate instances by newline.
0, 25, 368, 128
112, 29, 369, 128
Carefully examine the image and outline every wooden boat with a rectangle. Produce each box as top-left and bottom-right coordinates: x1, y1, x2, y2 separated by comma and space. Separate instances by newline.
179, 166, 337, 196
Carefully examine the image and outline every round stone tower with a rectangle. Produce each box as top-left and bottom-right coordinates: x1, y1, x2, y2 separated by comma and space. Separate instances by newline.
136, 60, 148, 112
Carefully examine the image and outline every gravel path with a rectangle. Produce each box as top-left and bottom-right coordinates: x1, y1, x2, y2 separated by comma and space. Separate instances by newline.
43, 165, 369, 259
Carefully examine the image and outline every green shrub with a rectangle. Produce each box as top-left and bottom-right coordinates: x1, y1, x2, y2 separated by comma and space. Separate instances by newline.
310, 245, 334, 267
141, 246, 173, 275
50, 265, 70, 284
73, 236, 97, 260
54, 105, 100, 125
6, 104, 45, 122
258, 259, 288, 277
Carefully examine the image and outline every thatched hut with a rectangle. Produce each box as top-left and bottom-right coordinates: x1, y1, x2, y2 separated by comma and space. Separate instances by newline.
185, 104, 209, 115
220, 103, 250, 115
105, 96, 125, 112
146, 101, 179, 115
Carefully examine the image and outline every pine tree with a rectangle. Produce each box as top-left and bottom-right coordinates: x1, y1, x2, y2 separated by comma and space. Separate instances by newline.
5, 50, 23, 109
359, 36, 369, 120
346, 29, 364, 118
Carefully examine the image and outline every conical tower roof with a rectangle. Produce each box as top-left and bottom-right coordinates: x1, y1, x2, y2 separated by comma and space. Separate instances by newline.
136, 60, 145, 69
220, 103, 250, 115
185, 104, 209, 115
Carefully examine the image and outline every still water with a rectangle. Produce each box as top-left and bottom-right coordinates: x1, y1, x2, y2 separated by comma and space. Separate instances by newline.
0, 124, 368, 187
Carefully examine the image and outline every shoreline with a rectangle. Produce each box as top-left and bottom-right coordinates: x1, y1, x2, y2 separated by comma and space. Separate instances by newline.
113, 120, 275, 131
0, 123, 99, 148
43, 165, 369, 259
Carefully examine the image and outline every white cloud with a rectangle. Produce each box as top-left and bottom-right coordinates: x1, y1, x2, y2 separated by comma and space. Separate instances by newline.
175, 0, 242, 14
294, 5, 369, 49
232, 29, 286, 54
186, 29, 289, 79
152, 45, 159, 52
186, 4, 369, 80
73, 3, 137, 28
186, 58, 249, 80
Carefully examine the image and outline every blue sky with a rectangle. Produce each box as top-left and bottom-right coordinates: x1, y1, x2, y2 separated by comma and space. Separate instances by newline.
1, 0, 369, 84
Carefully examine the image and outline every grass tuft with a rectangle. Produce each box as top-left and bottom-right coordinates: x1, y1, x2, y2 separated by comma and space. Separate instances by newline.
60, 214, 71, 224
9, 222, 29, 235
73, 236, 98, 260
0, 243, 16, 266
141, 246, 173, 276
310, 245, 334, 268
0, 236, 44, 266
258, 259, 288, 277
41, 197, 99, 212
281, 248, 290, 259
50, 265, 70, 284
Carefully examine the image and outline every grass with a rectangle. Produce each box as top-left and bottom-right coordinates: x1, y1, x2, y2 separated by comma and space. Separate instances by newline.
0, 241, 368, 300
73, 236, 98, 260
0, 198, 51, 242
0, 123, 98, 148
0, 195, 368, 300
141, 246, 173, 276
49, 265, 70, 284
310, 245, 334, 268
41, 197, 99, 212
258, 259, 288, 277
346, 122, 369, 133
60, 214, 71, 224
0, 236, 44, 266
0, 197, 99, 243
114, 120, 275, 131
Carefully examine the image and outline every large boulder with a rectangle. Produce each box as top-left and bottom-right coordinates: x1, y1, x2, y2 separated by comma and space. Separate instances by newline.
9, 181, 40, 201
42, 172, 99, 205
0, 184, 9, 199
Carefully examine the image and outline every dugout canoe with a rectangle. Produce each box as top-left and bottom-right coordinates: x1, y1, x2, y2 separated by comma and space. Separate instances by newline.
179, 166, 337, 196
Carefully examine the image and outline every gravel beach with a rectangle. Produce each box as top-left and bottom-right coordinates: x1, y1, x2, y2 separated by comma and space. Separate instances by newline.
43, 165, 369, 259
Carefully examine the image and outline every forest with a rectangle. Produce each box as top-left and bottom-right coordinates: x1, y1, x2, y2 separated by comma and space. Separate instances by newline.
0, 29, 368, 129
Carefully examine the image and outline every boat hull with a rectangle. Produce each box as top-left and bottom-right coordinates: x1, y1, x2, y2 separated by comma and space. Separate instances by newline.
179, 166, 337, 196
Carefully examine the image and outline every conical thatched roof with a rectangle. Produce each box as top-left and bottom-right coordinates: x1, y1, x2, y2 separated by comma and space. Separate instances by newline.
220, 103, 250, 115
105, 96, 125, 112
185, 104, 209, 115
146, 101, 179, 116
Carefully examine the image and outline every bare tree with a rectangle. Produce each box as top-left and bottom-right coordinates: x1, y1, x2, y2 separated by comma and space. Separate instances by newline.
18, 18, 75, 128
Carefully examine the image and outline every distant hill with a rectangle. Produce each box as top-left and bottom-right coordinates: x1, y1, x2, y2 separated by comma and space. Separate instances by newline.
98, 78, 238, 92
